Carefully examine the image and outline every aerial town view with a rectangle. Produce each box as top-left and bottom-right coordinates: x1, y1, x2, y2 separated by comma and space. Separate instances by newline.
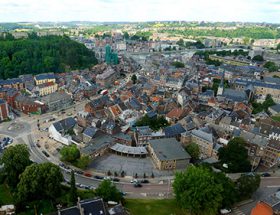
0, 0, 280, 215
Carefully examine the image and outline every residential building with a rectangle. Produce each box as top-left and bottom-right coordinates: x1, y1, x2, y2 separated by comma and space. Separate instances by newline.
34, 73, 56, 85
49, 117, 77, 145
0, 99, 9, 121
191, 128, 215, 159
41, 92, 73, 112
14, 95, 45, 114
36, 82, 58, 96
96, 67, 119, 88
0, 78, 24, 90
148, 138, 191, 170
58, 198, 108, 215
262, 139, 280, 168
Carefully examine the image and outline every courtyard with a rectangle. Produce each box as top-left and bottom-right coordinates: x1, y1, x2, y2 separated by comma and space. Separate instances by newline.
88, 153, 178, 177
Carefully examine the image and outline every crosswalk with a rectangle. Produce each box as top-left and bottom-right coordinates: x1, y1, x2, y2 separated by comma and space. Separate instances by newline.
231, 207, 246, 215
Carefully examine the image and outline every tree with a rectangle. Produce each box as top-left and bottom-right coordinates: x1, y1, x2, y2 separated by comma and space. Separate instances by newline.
176, 39, 185, 47
76, 156, 90, 169
0, 144, 31, 187
236, 174, 260, 200
95, 180, 122, 202
264, 61, 278, 72
252, 55, 264, 61
60, 145, 80, 163
17, 163, 63, 202
185, 143, 200, 160
214, 172, 237, 208
218, 137, 251, 173
131, 74, 137, 84
171, 61, 185, 68
69, 170, 77, 204
123, 32, 129, 40
173, 166, 223, 215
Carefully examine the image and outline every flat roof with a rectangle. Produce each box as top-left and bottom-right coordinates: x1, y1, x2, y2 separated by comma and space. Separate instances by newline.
110, 143, 148, 155
149, 138, 191, 161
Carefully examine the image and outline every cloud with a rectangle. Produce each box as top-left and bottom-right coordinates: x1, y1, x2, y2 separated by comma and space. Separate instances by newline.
0, 0, 279, 23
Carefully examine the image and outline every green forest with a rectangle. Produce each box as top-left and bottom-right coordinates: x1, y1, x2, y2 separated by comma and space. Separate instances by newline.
0, 35, 98, 79
160, 27, 280, 39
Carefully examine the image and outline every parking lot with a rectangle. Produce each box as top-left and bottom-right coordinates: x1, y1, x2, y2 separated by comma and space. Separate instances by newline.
0, 135, 13, 155
88, 154, 177, 177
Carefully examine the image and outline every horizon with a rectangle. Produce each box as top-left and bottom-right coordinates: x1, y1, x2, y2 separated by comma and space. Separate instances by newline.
0, 0, 280, 24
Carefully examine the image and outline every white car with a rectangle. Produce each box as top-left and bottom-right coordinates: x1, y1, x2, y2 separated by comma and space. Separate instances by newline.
130, 179, 138, 183
220, 208, 232, 214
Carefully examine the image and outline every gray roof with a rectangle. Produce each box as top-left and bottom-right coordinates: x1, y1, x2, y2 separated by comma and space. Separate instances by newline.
270, 104, 280, 113
222, 88, 248, 102
53, 117, 76, 132
110, 143, 147, 155
191, 129, 214, 144
149, 138, 191, 161
83, 127, 96, 138
164, 123, 186, 137
41, 92, 72, 104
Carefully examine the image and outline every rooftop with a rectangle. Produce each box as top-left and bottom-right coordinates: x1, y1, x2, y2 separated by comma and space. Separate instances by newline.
149, 138, 191, 161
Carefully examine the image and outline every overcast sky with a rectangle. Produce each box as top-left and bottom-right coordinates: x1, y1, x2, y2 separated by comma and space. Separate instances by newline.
0, 0, 280, 23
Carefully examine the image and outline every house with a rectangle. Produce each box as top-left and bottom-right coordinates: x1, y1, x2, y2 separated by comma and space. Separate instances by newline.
262, 139, 280, 168
0, 99, 9, 121
96, 67, 119, 88
148, 138, 191, 170
14, 95, 45, 114
49, 117, 77, 145
83, 127, 97, 143
134, 126, 153, 146
36, 82, 58, 96
101, 119, 119, 135
166, 108, 188, 124
58, 198, 108, 215
164, 123, 186, 140
251, 202, 273, 215
81, 131, 115, 158
191, 128, 215, 159
77, 111, 93, 128
113, 133, 133, 146
41, 92, 73, 112
34, 73, 56, 85
0, 78, 24, 90
269, 104, 280, 116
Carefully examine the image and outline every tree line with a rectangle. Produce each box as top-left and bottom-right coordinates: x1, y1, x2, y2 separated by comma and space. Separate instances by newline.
0, 35, 98, 79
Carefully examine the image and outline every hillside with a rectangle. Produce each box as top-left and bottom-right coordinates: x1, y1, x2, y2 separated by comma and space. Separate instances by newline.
0, 35, 98, 79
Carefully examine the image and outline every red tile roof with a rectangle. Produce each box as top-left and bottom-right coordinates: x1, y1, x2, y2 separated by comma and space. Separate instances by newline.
251, 202, 273, 215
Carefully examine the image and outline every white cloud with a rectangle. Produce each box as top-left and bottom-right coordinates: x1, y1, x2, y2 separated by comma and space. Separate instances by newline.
0, 0, 279, 23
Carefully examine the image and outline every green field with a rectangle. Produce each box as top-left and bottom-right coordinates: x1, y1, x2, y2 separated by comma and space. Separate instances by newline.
125, 199, 187, 215
0, 184, 13, 205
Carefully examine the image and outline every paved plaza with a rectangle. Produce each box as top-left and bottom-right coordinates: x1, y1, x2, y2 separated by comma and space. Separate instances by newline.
88, 153, 177, 177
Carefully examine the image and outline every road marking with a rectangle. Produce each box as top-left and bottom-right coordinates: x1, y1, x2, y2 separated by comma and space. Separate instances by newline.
267, 185, 280, 188
232, 207, 246, 215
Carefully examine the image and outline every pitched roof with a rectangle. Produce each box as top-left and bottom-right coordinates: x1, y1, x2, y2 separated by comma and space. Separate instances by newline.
164, 123, 186, 137
251, 202, 273, 215
83, 127, 96, 138
166, 108, 186, 119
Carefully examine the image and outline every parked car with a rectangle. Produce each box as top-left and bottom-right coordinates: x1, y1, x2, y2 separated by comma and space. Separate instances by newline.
74, 170, 84, 175
140, 179, 149, 184
94, 175, 104, 180
84, 172, 92, 177
261, 172, 271, 177
130, 179, 138, 183
133, 182, 142, 188
42, 150, 49, 157
112, 178, 120, 182
220, 208, 231, 214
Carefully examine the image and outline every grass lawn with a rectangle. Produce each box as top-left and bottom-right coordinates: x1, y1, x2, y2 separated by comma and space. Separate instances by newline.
125, 199, 188, 215
0, 183, 14, 205
272, 116, 280, 122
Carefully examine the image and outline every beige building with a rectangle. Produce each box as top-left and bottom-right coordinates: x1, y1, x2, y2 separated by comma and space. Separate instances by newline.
37, 82, 58, 96
191, 129, 215, 159
148, 138, 191, 170
34, 73, 56, 85
262, 139, 280, 168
